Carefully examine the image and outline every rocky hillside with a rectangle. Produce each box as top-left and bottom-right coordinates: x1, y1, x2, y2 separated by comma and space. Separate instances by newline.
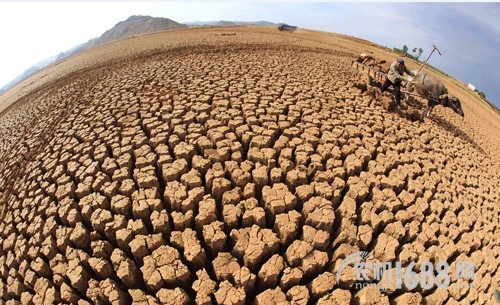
0, 15, 188, 93
79, 15, 187, 51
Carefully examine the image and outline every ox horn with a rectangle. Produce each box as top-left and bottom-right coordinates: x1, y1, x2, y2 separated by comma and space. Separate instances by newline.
438, 94, 449, 101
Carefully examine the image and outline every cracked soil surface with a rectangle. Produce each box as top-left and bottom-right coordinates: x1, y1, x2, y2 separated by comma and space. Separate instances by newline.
0, 27, 498, 305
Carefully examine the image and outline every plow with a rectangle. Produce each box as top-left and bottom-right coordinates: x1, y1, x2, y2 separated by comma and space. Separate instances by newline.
351, 46, 464, 118
351, 60, 435, 104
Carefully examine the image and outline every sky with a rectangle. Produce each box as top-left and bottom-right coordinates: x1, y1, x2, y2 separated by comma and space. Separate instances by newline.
0, 2, 499, 107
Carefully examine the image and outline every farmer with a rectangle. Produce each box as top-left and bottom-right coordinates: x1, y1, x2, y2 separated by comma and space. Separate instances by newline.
380, 57, 415, 107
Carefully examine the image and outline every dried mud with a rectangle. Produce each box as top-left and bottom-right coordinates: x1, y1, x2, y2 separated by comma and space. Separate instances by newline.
0, 27, 498, 305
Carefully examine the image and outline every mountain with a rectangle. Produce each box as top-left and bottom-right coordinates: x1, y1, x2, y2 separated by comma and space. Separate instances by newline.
0, 15, 187, 93
184, 20, 276, 27
76, 15, 187, 52
0, 16, 276, 93
0, 54, 59, 93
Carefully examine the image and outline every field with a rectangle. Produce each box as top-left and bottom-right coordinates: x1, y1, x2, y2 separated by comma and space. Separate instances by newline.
0, 26, 498, 305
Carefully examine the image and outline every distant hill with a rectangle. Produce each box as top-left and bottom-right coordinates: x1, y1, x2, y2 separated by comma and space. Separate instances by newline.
76, 15, 187, 52
184, 20, 276, 27
0, 54, 60, 92
0, 16, 275, 93
0, 15, 187, 93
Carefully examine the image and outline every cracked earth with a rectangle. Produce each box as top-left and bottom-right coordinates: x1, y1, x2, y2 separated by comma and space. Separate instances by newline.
0, 27, 498, 305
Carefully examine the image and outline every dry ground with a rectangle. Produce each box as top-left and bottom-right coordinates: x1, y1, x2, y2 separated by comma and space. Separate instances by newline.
0, 26, 498, 305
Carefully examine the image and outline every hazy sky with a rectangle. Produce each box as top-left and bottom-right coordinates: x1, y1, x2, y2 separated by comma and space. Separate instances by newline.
0, 2, 499, 106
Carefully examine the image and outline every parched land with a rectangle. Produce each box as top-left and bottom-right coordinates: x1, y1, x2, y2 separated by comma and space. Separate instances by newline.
0, 27, 498, 305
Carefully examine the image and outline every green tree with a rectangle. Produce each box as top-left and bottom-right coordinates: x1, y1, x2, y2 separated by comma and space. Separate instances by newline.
475, 89, 486, 99
402, 45, 408, 55
412, 47, 424, 60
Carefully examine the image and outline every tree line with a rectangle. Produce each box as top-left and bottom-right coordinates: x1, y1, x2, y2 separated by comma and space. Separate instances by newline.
393, 45, 423, 61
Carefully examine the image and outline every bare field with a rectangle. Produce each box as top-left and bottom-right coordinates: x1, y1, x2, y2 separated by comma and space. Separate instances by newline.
0, 27, 498, 305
